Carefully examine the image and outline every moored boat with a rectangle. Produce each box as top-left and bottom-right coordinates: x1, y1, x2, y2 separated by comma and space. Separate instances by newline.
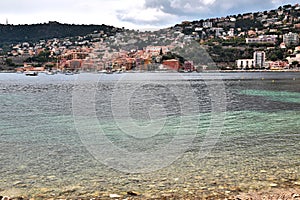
65, 71, 74, 75
25, 71, 38, 76
46, 71, 55, 75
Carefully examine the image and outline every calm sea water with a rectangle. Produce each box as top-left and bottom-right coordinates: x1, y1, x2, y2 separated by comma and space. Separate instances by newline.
0, 72, 299, 198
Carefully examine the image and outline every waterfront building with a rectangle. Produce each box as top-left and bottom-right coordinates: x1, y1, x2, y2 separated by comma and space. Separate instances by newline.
268, 61, 289, 70
286, 53, 300, 64
236, 59, 254, 69
236, 51, 266, 69
254, 51, 266, 68
184, 61, 194, 71
162, 59, 180, 71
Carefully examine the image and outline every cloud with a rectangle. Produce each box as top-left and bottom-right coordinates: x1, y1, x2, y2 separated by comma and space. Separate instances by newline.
117, 8, 177, 26
117, 0, 289, 26
140, 0, 298, 19
0, 0, 298, 28
119, 9, 169, 24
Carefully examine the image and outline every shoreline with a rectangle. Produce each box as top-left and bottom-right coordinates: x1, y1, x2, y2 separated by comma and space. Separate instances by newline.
1, 186, 300, 200
1, 69, 300, 74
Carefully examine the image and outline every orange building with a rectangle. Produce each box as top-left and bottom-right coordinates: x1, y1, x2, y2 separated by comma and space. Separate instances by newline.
163, 59, 180, 70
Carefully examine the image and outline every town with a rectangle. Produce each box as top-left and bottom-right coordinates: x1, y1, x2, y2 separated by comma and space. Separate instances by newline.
0, 3, 300, 73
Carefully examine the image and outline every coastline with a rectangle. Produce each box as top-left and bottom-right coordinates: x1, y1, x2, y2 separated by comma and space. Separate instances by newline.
1, 69, 300, 74
1, 186, 300, 200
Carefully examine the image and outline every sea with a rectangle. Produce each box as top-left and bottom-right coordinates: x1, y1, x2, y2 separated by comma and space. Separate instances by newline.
0, 72, 299, 198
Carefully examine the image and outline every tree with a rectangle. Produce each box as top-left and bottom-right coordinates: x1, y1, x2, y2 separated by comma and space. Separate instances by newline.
5, 58, 15, 66
270, 54, 278, 61
292, 61, 299, 68
159, 48, 163, 56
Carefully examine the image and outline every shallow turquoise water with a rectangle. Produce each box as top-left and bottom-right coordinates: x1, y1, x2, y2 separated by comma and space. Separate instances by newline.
0, 72, 299, 198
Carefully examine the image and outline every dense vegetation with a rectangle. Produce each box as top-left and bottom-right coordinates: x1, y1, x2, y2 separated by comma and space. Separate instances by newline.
0, 21, 122, 47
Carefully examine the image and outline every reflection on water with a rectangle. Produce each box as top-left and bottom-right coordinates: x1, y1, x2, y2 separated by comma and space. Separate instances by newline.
0, 72, 299, 198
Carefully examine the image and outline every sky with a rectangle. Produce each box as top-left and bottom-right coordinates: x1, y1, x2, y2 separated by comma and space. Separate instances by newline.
0, 0, 299, 30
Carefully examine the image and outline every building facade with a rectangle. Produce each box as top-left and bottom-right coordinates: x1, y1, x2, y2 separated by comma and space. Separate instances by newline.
246, 35, 277, 44
253, 51, 266, 68
283, 32, 299, 46
163, 59, 180, 71
236, 59, 254, 69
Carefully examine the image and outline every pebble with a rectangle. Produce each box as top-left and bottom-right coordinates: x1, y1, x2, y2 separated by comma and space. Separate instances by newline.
270, 183, 278, 187
161, 193, 172, 197
39, 188, 52, 193
293, 194, 300, 198
127, 191, 139, 196
109, 194, 121, 198
294, 182, 300, 185
147, 184, 156, 188
13, 181, 24, 186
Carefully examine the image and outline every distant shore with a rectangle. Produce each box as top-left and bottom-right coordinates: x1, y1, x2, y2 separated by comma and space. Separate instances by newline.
1, 69, 300, 74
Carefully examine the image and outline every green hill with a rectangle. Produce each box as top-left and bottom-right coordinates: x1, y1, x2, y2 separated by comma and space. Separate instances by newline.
0, 21, 122, 47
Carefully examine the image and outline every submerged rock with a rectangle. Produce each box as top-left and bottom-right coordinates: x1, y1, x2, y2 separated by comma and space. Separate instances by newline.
127, 191, 139, 196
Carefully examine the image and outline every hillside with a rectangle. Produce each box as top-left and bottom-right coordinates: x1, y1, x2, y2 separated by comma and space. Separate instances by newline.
1, 4, 300, 71
0, 21, 122, 47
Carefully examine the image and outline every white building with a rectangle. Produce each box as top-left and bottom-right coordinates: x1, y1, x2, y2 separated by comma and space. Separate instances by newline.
283, 32, 299, 46
286, 54, 300, 64
246, 35, 277, 44
254, 51, 266, 68
202, 21, 213, 28
236, 59, 254, 69
236, 51, 266, 69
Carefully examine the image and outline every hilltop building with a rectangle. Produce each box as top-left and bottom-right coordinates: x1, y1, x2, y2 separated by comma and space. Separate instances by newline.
283, 32, 299, 46
246, 35, 277, 45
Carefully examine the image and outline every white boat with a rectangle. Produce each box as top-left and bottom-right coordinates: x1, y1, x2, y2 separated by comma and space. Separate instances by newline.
46, 71, 55, 75
105, 70, 113, 74
98, 70, 107, 73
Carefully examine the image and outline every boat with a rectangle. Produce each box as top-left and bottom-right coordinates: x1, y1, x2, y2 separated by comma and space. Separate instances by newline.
105, 70, 113, 74
25, 71, 38, 76
98, 70, 107, 73
46, 71, 55, 75
65, 71, 74, 75
115, 69, 123, 74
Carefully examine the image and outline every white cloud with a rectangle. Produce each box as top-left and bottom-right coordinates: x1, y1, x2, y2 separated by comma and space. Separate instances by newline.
118, 8, 176, 24
202, 0, 216, 5
0, 0, 299, 29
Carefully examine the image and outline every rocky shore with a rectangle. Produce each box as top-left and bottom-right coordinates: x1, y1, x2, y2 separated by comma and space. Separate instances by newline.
1, 187, 300, 200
